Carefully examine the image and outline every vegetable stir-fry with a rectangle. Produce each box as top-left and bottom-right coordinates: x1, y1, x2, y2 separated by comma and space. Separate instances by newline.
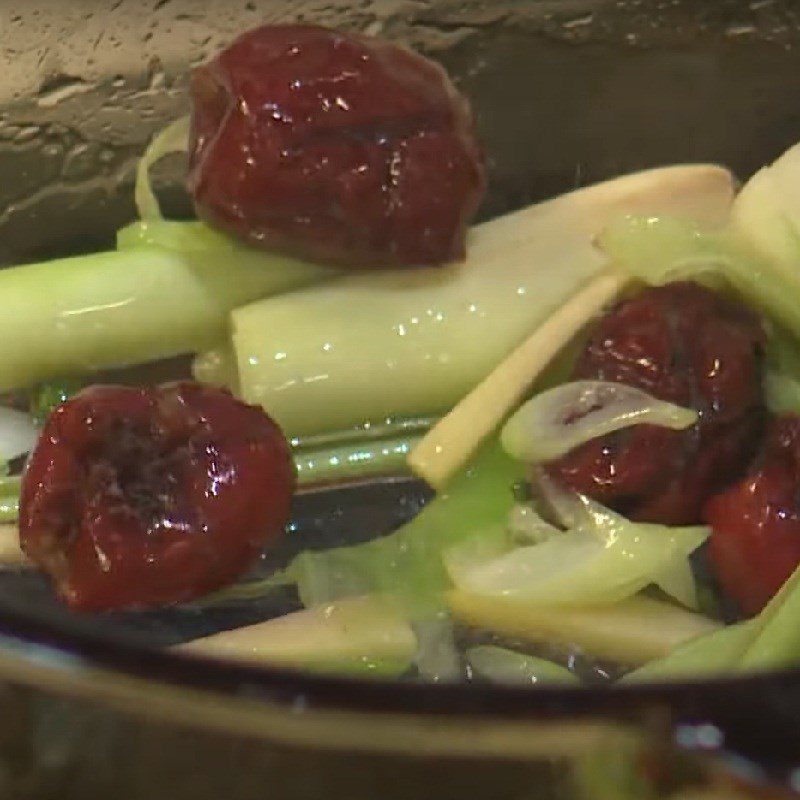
4, 22, 800, 685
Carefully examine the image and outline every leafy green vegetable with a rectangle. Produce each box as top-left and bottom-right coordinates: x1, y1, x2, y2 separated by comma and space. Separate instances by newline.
740, 564, 800, 671
626, 560, 800, 681
466, 645, 579, 685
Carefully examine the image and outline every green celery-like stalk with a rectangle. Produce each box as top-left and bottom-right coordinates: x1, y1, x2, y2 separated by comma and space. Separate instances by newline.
294, 433, 422, 486
0, 229, 333, 392
206, 166, 734, 437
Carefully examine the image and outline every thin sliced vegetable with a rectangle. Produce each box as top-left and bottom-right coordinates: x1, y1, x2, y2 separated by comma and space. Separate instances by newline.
499, 380, 698, 465
224, 166, 734, 440
174, 596, 416, 677
467, 645, 579, 685
448, 591, 720, 665
652, 557, 699, 611
412, 615, 462, 682
626, 559, 800, 681
285, 441, 522, 613
410, 274, 626, 489
506, 502, 561, 545
444, 499, 708, 605
134, 116, 190, 220
623, 619, 758, 683
0, 406, 39, 463
294, 432, 421, 486
740, 563, 800, 671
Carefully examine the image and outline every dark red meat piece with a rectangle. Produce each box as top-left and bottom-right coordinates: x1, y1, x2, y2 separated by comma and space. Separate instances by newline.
705, 414, 800, 615
187, 24, 485, 268
19, 383, 295, 611
547, 281, 765, 524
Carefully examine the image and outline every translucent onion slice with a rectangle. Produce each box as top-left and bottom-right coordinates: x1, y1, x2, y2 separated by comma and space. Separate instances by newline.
0, 406, 39, 463
507, 502, 561, 545
444, 497, 708, 605
500, 380, 699, 465
134, 116, 190, 220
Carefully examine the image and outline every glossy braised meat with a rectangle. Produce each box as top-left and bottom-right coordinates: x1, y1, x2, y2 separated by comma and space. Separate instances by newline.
547, 281, 765, 525
706, 414, 800, 615
19, 382, 294, 611
188, 24, 486, 268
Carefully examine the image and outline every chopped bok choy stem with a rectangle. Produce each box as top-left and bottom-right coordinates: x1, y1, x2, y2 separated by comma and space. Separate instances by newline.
213, 166, 734, 441
499, 381, 698, 465
175, 596, 416, 677
0, 244, 331, 393
467, 645, 579, 685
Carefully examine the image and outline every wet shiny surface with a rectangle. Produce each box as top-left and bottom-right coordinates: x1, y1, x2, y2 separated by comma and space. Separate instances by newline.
20, 383, 294, 611
188, 24, 485, 267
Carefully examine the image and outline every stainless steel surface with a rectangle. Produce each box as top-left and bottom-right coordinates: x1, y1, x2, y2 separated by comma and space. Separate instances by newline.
0, 1, 798, 797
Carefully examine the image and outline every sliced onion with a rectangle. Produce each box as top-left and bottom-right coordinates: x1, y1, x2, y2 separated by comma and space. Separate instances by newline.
0, 406, 39, 463
444, 494, 708, 605
134, 116, 190, 221
500, 380, 699, 465
507, 502, 561, 545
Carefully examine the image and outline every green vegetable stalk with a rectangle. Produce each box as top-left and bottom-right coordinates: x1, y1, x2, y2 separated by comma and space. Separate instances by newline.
0, 224, 333, 392
202, 166, 731, 437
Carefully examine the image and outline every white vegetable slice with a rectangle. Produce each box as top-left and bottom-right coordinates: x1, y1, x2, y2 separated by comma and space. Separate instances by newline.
134, 116, 190, 220
0, 406, 39, 463
444, 506, 708, 605
174, 596, 416, 676
500, 380, 698, 464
